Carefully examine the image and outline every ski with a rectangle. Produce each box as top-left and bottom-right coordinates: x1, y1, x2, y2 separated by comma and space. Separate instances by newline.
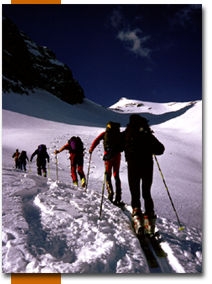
148, 233, 167, 258
138, 234, 160, 269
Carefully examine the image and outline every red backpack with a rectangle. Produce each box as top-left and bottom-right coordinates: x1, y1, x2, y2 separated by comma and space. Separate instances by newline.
68, 136, 84, 154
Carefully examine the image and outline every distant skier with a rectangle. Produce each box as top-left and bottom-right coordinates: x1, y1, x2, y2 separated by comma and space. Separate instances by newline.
30, 144, 50, 177
18, 150, 29, 171
89, 121, 124, 206
123, 114, 165, 234
54, 136, 86, 187
12, 149, 20, 169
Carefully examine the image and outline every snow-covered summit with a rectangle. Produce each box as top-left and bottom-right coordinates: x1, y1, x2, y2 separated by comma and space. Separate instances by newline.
110, 96, 197, 115
110, 97, 201, 133
110, 97, 168, 113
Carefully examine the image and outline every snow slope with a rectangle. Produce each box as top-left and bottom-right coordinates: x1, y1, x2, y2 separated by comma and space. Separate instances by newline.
2, 91, 202, 273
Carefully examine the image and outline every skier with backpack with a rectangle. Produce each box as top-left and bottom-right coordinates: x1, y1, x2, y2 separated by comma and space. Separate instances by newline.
30, 144, 50, 177
18, 150, 29, 171
54, 136, 86, 187
89, 121, 124, 206
123, 114, 165, 235
12, 149, 20, 169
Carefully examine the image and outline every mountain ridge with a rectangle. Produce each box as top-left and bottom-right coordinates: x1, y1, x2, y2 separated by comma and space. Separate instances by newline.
2, 15, 84, 105
3, 87, 201, 134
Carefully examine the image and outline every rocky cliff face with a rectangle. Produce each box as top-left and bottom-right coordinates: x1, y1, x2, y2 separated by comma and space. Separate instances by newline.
2, 16, 85, 104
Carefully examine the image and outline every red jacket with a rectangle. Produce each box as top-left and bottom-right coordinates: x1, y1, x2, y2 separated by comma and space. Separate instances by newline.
89, 132, 105, 153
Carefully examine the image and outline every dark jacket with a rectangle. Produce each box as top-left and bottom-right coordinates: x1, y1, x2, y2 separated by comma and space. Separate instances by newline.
30, 149, 49, 164
19, 151, 29, 163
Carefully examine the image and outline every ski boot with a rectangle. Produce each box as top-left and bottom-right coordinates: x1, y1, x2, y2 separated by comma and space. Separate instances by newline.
113, 191, 125, 207
149, 215, 157, 235
144, 212, 157, 236
106, 182, 114, 202
132, 208, 144, 236
81, 177, 86, 188
143, 215, 151, 235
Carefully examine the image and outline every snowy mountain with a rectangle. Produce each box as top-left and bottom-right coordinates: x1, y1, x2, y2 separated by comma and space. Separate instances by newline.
2, 89, 202, 274
2, 15, 84, 104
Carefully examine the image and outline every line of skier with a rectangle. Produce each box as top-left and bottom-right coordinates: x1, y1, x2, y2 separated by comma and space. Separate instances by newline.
12, 114, 165, 235
12, 149, 29, 172
54, 114, 165, 235
12, 145, 50, 177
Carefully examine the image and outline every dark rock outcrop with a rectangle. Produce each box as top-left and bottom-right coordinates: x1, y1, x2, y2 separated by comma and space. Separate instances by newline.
2, 15, 84, 104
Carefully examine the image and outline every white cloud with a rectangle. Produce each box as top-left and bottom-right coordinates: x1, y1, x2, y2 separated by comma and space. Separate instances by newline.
110, 7, 123, 29
171, 4, 201, 29
117, 28, 151, 58
110, 7, 151, 59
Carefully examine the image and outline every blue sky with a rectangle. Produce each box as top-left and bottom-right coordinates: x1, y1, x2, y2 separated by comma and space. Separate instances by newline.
3, 4, 202, 107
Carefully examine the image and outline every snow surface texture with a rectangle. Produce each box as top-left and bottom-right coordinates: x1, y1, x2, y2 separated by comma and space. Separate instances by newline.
2, 91, 202, 273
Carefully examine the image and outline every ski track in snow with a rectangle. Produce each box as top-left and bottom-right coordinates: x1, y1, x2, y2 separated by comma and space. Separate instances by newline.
2, 131, 202, 273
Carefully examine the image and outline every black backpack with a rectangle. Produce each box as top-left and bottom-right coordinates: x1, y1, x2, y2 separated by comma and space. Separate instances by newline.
38, 144, 47, 152
19, 151, 27, 161
103, 121, 123, 159
68, 136, 84, 154
124, 115, 164, 159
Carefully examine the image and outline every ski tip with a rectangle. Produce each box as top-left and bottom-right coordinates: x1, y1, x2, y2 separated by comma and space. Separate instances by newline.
178, 226, 185, 231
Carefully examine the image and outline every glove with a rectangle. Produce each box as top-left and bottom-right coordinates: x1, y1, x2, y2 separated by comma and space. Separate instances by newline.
89, 148, 92, 154
54, 150, 60, 154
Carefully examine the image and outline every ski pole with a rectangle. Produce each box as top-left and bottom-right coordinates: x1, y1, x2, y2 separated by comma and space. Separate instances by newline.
153, 155, 185, 231
99, 173, 106, 220
29, 162, 31, 173
55, 154, 59, 183
48, 162, 50, 178
85, 153, 92, 191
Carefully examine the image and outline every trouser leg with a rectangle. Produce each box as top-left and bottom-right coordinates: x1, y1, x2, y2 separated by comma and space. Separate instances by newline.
105, 172, 114, 201
70, 154, 78, 183
105, 160, 114, 201
77, 164, 86, 187
127, 161, 141, 209
113, 153, 122, 202
141, 165, 154, 215
37, 166, 42, 176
